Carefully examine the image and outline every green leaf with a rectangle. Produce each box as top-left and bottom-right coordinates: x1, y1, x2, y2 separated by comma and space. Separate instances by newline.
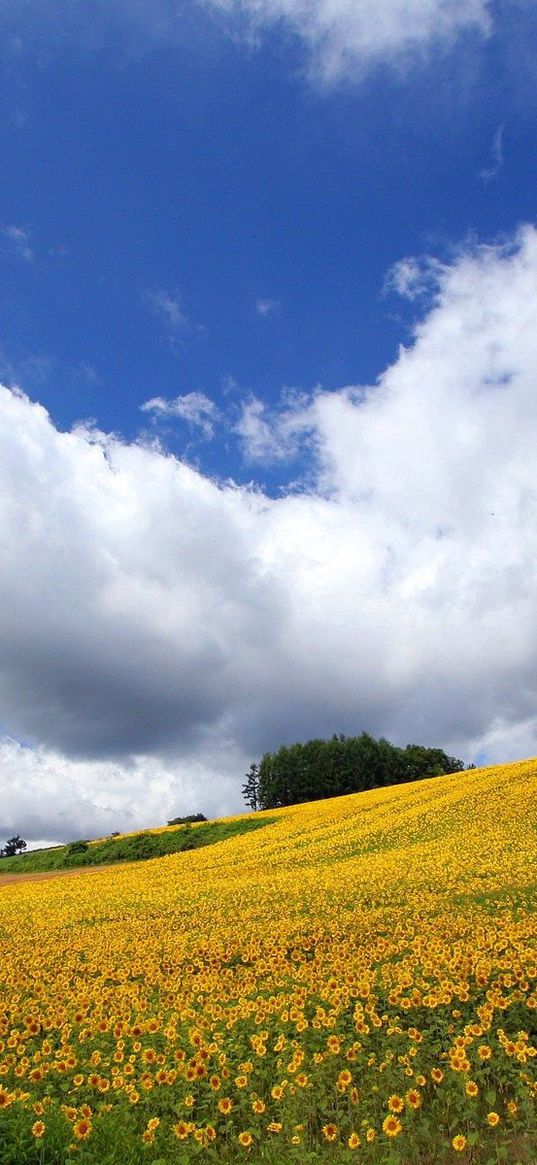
485, 1088, 496, 1105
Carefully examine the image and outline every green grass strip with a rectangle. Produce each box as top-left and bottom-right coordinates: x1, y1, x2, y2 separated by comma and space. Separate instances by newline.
0, 816, 275, 874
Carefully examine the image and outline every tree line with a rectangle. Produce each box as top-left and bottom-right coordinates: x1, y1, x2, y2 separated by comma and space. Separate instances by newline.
242, 732, 466, 811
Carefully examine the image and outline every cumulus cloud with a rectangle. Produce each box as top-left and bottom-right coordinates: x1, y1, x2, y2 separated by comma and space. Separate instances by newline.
207, 0, 492, 81
234, 393, 311, 462
2, 224, 537, 840
141, 391, 221, 439
0, 737, 244, 842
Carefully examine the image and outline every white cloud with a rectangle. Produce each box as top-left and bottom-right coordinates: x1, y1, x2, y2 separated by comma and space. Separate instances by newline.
234, 394, 311, 462
141, 391, 220, 439
0, 737, 244, 842
1, 224, 33, 262
0, 0, 502, 85
2, 224, 537, 840
383, 254, 443, 301
207, 0, 492, 82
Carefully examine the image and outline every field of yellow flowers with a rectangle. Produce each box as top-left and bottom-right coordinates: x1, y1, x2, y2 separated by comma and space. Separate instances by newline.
1, 759, 536, 1165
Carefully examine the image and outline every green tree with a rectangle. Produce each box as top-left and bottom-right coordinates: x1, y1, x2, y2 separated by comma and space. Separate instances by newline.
242, 763, 260, 811
2, 835, 27, 857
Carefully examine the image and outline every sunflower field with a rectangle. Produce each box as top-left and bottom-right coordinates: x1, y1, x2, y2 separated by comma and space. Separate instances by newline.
0, 758, 536, 1164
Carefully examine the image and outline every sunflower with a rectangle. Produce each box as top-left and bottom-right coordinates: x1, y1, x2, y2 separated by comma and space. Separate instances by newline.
173, 1121, 189, 1139
383, 1115, 402, 1137
73, 1119, 92, 1141
322, 1123, 339, 1142
405, 1088, 421, 1108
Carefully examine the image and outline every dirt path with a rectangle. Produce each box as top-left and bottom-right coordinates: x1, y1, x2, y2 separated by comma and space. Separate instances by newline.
0, 865, 115, 888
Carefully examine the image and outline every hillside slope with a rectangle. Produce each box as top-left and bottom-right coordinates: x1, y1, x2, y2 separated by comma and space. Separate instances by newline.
0, 815, 273, 874
0, 759, 536, 1164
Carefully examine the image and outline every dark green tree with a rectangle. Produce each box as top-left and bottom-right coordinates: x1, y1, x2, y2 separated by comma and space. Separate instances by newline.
242, 763, 260, 811
2, 835, 27, 857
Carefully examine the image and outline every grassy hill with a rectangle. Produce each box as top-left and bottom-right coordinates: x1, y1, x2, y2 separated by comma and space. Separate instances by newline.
0, 815, 275, 873
0, 758, 536, 1165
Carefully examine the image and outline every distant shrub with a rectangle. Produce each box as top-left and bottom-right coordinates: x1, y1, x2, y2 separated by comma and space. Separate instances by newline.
125, 834, 155, 860
66, 840, 89, 856
167, 813, 207, 825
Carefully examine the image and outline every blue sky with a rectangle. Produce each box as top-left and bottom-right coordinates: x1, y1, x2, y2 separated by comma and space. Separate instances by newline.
2, 1, 535, 482
2, 0, 537, 841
